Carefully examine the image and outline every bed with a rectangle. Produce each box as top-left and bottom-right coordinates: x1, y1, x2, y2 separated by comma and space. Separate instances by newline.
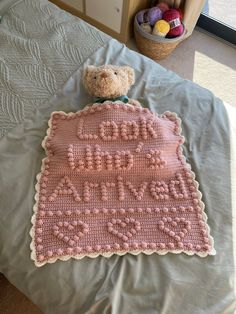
0, 0, 235, 313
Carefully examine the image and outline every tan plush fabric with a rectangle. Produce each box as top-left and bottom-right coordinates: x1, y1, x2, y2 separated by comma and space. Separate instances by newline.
83, 65, 135, 98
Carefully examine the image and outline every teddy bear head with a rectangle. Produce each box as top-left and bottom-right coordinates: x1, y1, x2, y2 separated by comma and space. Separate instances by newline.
83, 65, 135, 99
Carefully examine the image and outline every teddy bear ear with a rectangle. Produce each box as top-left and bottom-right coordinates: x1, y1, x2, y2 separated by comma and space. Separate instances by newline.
123, 66, 135, 85
83, 66, 96, 85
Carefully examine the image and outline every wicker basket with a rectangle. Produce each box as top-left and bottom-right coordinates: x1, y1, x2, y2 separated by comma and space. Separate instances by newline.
134, 15, 185, 60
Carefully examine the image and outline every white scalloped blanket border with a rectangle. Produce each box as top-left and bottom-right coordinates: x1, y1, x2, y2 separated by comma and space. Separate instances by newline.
30, 103, 216, 267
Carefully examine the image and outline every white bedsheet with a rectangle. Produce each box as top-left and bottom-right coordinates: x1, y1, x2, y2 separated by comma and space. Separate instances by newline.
0, 0, 109, 137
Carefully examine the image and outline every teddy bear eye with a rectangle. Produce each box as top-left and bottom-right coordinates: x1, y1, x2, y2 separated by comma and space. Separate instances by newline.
114, 72, 118, 75
93, 76, 97, 79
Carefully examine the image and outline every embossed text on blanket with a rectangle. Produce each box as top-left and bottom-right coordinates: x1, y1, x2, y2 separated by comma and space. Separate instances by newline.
30, 103, 215, 266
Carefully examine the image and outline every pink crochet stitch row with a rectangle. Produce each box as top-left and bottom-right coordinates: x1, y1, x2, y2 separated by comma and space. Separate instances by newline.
30, 102, 215, 266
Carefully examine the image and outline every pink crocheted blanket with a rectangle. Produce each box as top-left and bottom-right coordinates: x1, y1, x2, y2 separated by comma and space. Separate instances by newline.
30, 102, 215, 266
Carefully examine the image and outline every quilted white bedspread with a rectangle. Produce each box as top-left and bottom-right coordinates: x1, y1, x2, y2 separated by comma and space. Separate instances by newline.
0, 0, 109, 137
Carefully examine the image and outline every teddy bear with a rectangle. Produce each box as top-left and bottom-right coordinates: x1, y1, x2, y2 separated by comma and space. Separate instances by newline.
83, 65, 141, 107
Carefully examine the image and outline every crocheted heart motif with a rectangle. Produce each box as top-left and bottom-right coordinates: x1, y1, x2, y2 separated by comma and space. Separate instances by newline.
157, 217, 191, 242
107, 218, 141, 242
52, 220, 89, 246
31, 105, 215, 266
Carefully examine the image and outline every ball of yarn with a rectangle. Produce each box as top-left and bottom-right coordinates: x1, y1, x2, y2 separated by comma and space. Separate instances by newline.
137, 7, 162, 26
148, 7, 162, 26
163, 9, 184, 37
140, 23, 152, 34
137, 9, 149, 24
156, 2, 169, 13
176, 8, 183, 21
153, 20, 170, 37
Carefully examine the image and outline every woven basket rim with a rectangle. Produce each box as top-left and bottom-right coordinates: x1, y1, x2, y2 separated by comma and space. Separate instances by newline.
134, 15, 186, 43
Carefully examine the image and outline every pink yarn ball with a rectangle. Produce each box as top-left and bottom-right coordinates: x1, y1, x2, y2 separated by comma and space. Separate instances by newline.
163, 9, 184, 38
157, 2, 169, 13
176, 8, 184, 21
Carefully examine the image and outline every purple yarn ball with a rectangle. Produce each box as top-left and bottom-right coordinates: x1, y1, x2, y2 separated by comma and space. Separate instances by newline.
148, 7, 162, 26
137, 9, 149, 24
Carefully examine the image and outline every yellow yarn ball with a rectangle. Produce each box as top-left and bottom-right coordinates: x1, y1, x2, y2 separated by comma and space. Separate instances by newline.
153, 20, 170, 37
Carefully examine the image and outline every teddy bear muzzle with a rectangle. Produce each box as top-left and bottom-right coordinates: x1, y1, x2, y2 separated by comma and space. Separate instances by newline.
100, 73, 108, 79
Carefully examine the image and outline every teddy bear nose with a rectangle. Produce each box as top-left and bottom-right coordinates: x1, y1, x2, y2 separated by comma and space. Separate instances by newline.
101, 73, 108, 79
